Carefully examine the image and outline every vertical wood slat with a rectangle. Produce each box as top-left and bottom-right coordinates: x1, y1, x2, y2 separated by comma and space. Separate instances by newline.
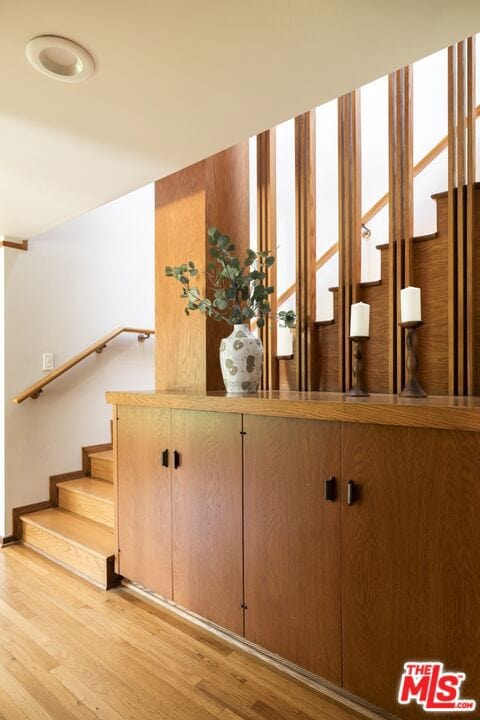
295, 112, 317, 391
447, 46, 458, 396
395, 71, 405, 394
466, 37, 476, 394
257, 130, 278, 390
389, 66, 414, 394
337, 92, 361, 392
337, 97, 347, 391
457, 41, 466, 395
448, 39, 475, 397
388, 74, 398, 394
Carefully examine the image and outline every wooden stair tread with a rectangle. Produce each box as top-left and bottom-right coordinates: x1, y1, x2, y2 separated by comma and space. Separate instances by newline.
89, 450, 113, 463
56, 477, 113, 503
20, 508, 114, 557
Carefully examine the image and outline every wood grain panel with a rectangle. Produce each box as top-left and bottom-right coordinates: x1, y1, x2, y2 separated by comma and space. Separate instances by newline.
244, 415, 341, 684
155, 160, 207, 392
171, 410, 243, 635
205, 143, 250, 390
155, 145, 249, 392
342, 423, 480, 719
117, 406, 172, 598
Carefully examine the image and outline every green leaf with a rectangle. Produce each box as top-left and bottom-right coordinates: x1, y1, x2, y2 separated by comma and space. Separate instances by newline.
257, 317, 265, 328
266, 256, 275, 267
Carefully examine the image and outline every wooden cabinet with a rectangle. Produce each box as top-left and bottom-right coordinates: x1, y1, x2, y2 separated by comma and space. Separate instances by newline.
171, 410, 244, 635
117, 406, 172, 598
243, 416, 342, 684
341, 424, 480, 718
116, 406, 243, 635
114, 398, 480, 720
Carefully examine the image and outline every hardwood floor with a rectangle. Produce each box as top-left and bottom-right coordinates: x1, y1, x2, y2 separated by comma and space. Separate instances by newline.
0, 545, 370, 720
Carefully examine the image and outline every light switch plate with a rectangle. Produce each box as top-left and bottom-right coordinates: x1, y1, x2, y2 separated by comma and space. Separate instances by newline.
42, 353, 54, 371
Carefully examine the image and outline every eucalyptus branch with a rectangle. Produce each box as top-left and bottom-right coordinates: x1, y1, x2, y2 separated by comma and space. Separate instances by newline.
165, 227, 296, 329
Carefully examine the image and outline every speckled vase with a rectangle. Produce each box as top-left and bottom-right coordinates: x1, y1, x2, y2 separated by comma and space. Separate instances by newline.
219, 324, 263, 394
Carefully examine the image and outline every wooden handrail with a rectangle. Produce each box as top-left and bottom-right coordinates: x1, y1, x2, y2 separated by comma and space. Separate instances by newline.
12, 327, 155, 404
278, 104, 480, 308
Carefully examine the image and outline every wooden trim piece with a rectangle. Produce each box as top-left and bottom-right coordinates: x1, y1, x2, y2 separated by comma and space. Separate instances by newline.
0, 535, 18, 547
466, 37, 476, 394
257, 130, 278, 390
295, 111, 317, 391
12, 327, 155, 404
0, 239, 28, 251
12, 500, 52, 540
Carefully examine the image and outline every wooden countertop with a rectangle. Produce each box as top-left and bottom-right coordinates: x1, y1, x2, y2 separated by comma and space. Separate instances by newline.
106, 390, 480, 432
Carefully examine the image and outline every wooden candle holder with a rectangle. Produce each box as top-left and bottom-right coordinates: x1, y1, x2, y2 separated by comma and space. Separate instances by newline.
347, 337, 369, 397
399, 321, 427, 398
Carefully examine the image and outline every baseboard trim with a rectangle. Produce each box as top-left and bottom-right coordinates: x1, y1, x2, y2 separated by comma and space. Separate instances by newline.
12, 500, 52, 539
0, 535, 18, 547
121, 579, 393, 720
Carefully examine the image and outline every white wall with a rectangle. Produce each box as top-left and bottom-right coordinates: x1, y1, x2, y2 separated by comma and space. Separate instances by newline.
1, 184, 155, 536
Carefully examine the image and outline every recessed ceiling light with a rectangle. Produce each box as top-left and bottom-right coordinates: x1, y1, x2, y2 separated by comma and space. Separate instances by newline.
26, 35, 95, 83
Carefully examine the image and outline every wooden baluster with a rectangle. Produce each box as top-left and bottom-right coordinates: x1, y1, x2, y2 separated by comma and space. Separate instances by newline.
447, 45, 458, 396
466, 37, 476, 395
295, 112, 317, 391
257, 130, 278, 390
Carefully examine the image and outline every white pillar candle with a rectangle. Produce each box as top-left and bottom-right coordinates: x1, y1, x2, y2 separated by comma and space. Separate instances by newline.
350, 302, 370, 337
400, 286, 422, 323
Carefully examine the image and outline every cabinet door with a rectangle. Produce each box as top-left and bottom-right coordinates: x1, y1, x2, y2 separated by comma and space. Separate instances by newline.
243, 416, 342, 684
342, 424, 480, 719
117, 406, 172, 598
171, 410, 243, 635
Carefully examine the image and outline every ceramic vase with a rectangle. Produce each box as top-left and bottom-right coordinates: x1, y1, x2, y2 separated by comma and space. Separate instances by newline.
219, 324, 263, 394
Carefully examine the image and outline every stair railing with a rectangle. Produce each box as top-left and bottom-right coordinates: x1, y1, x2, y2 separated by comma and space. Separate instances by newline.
277, 104, 480, 308
12, 327, 155, 403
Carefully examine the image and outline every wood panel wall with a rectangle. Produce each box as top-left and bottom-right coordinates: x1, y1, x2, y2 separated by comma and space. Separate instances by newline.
155, 144, 249, 392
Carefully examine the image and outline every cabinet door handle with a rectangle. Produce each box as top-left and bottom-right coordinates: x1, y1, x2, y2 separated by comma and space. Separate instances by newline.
347, 480, 356, 506
325, 476, 336, 502
173, 450, 180, 469
161, 449, 169, 468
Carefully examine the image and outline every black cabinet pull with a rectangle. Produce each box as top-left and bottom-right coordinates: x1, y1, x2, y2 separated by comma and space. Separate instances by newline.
161, 449, 169, 468
174, 450, 180, 469
325, 476, 336, 502
347, 480, 356, 506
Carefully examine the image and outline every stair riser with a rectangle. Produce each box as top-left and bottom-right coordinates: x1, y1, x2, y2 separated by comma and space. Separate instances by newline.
91, 458, 113, 482
21, 521, 108, 587
58, 488, 114, 528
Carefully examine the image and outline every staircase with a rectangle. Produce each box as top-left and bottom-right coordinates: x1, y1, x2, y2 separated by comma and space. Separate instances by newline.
279, 183, 480, 395
20, 447, 119, 589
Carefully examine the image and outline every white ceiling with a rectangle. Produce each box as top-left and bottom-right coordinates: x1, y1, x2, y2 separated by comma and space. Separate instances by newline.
1, 0, 479, 239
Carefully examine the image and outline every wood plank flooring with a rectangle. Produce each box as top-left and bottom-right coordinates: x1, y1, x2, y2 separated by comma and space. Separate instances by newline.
0, 545, 369, 720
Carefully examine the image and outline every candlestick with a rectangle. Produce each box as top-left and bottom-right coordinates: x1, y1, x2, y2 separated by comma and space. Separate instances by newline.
347, 337, 369, 397
350, 302, 370, 338
399, 321, 427, 398
400, 286, 422, 323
